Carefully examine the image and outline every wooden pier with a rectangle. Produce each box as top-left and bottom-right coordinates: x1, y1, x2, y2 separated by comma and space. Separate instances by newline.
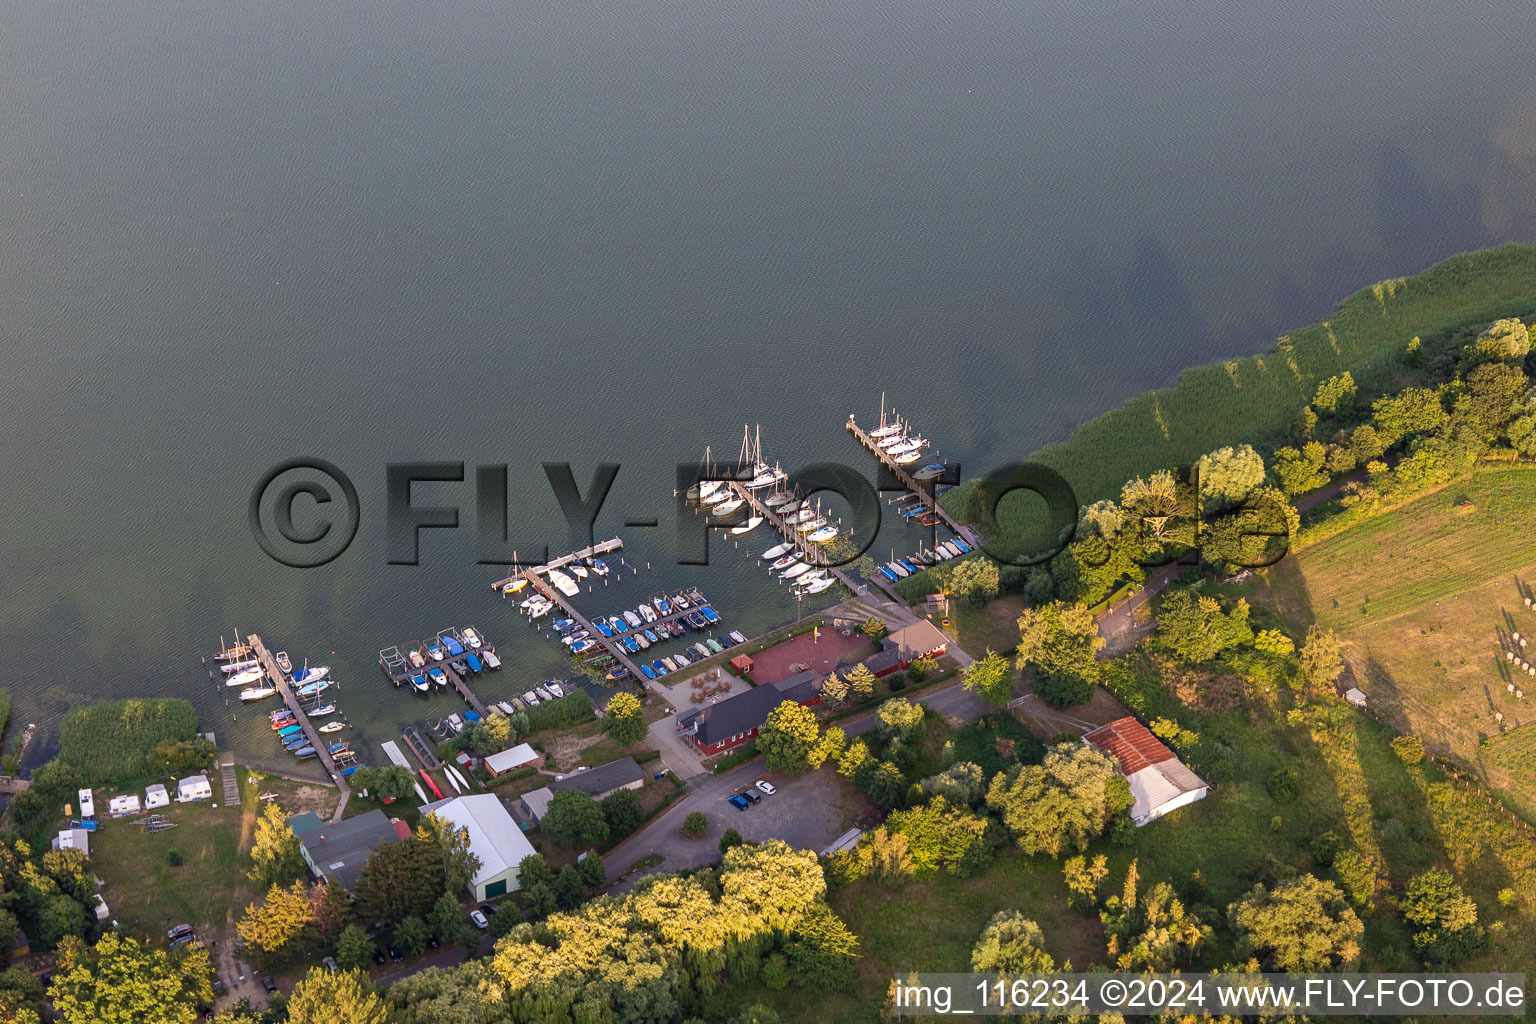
378, 641, 489, 717
846, 415, 981, 547
520, 573, 654, 689
247, 633, 350, 822
724, 481, 887, 601
489, 537, 624, 592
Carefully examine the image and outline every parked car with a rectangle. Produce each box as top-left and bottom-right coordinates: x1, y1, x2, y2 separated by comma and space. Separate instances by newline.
168, 935, 194, 950
261, 977, 277, 995
388, 945, 403, 963
470, 910, 489, 930
755, 780, 776, 795
166, 924, 193, 942
740, 789, 760, 804
321, 956, 338, 975
479, 903, 498, 916
727, 794, 750, 811
372, 947, 387, 965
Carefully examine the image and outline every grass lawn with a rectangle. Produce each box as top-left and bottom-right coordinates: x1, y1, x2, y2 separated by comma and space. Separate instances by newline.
1234, 466, 1536, 816
93, 769, 260, 945
949, 592, 1026, 658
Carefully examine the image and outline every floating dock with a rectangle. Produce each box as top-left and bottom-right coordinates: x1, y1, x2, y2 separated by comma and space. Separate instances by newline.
518, 572, 653, 687
489, 537, 624, 592
381, 739, 413, 771
378, 633, 492, 718
722, 481, 875, 600
248, 633, 350, 821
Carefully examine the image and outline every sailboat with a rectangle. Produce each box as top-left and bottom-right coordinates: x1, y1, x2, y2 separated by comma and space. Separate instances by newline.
213, 637, 252, 661
868, 392, 904, 439
730, 516, 763, 535
318, 721, 345, 734
219, 657, 258, 674
712, 497, 745, 517
226, 666, 265, 687
762, 541, 794, 560
740, 424, 787, 489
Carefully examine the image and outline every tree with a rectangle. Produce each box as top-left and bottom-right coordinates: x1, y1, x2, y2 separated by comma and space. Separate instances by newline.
886, 796, 994, 877
353, 831, 460, 926
601, 788, 646, 838
683, 811, 708, 836
719, 828, 744, 854
366, 765, 417, 803
1465, 361, 1527, 434
603, 692, 647, 746
417, 812, 481, 897
335, 924, 374, 973
1016, 601, 1104, 709
971, 911, 1055, 973
1298, 625, 1343, 693
1371, 386, 1447, 447
1465, 317, 1531, 365
429, 891, 465, 946
759, 702, 821, 774
1390, 734, 1425, 764
860, 617, 887, 640
1153, 591, 1254, 663
820, 672, 850, 707
862, 762, 908, 809
237, 881, 319, 965
951, 558, 1001, 605
837, 739, 871, 778
286, 967, 389, 1024
962, 649, 1014, 707
1402, 868, 1483, 965
1196, 444, 1266, 514
541, 791, 609, 848
50, 933, 213, 1024
578, 853, 606, 890
808, 725, 846, 770
313, 880, 354, 945
849, 827, 914, 885
1227, 874, 1364, 971
1312, 373, 1357, 416
1101, 875, 1208, 970
1062, 854, 1110, 909
1121, 470, 1182, 541
986, 743, 1130, 857
843, 663, 878, 701
915, 762, 987, 808
554, 866, 586, 909
517, 853, 552, 890
1271, 444, 1330, 496
876, 698, 925, 744
1201, 487, 1297, 572
395, 915, 429, 957
249, 802, 305, 887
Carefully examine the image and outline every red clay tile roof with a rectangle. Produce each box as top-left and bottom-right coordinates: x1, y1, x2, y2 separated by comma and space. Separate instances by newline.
1083, 716, 1177, 776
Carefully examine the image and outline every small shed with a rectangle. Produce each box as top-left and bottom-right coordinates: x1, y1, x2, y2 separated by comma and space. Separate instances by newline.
177, 775, 213, 803
53, 828, 90, 856
77, 788, 95, 818
1343, 687, 1368, 708
144, 783, 170, 809
729, 654, 754, 675
483, 743, 542, 777
108, 794, 141, 818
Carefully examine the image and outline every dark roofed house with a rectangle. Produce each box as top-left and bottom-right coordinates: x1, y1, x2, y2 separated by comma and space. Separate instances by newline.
887, 620, 950, 662
677, 685, 793, 756
772, 670, 823, 705
547, 756, 646, 800
858, 640, 906, 678
297, 809, 401, 891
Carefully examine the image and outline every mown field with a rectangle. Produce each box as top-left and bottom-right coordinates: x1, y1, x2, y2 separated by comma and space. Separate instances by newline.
946, 244, 1536, 558
1232, 467, 1536, 817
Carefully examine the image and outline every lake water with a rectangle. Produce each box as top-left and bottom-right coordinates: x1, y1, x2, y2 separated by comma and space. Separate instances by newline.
2, 0, 1535, 772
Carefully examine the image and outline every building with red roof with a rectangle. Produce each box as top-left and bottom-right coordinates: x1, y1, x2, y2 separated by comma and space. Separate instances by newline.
1083, 716, 1209, 826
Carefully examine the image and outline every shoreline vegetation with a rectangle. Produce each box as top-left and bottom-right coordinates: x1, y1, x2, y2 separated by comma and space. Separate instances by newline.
944, 243, 1536, 559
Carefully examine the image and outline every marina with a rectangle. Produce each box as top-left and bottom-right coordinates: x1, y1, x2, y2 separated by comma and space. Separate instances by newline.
488, 537, 624, 594
246, 633, 351, 820
377, 628, 492, 718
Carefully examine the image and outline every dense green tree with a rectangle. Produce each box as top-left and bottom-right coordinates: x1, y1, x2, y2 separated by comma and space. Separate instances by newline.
554, 865, 586, 909
50, 933, 213, 1024
1016, 601, 1104, 709
578, 853, 606, 890
1120, 470, 1183, 541
971, 910, 1056, 973
951, 558, 1001, 605
719, 828, 745, 854
862, 761, 909, 810
808, 725, 846, 770
1227, 874, 1364, 971
335, 924, 374, 973
1464, 317, 1531, 365
962, 649, 1015, 707
428, 891, 465, 946
313, 880, 353, 945
759, 702, 821, 774
541, 791, 610, 848
417, 812, 481, 896
603, 692, 647, 746
1465, 361, 1528, 434
1201, 487, 1298, 572
395, 915, 429, 956
237, 881, 319, 965
517, 853, 552, 890
352, 832, 451, 926
915, 762, 987, 808
683, 811, 709, 836
1100, 867, 1208, 970
1271, 444, 1331, 496
886, 796, 994, 877
248, 802, 305, 887
1196, 444, 1267, 514
876, 698, 925, 744
1312, 372, 1358, 415
837, 739, 871, 778
601, 788, 646, 838
1298, 625, 1344, 694
860, 617, 888, 640
820, 671, 850, 707
986, 743, 1130, 857
1371, 386, 1448, 446
843, 663, 878, 701
1154, 591, 1255, 663
1402, 868, 1484, 965
287, 967, 389, 1024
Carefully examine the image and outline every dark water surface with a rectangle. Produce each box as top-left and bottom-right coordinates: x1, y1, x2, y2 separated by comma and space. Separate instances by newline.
3, 0, 1535, 770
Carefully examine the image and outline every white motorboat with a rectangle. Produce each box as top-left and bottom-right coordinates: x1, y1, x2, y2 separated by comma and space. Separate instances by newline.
802, 577, 837, 594
570, 563, 588, 579
547, 570, 580, 597
771, 555, 799, 570
590, 558, 610, 576
638, 603, 658, 623
462, 627, 483, 648
730, 516, 763, 535
239, 685, 277, 702
318, 721, 345, 734
623, 609, 642, 628
672, 591, 691, 609
786, 507, 817, 524
712, 498, 745, 517
807, 525, 839, 543
895, 450, 923, 465
781, 562, 813, 579
762, 542, 794, 560
547, 681, 565, 697
519, 593, 543, 610
483, 650, 502, 668
528, 600, 554, 619
226, 666, 265, 687
497, 701, 516, 714
888, 561, 910, 578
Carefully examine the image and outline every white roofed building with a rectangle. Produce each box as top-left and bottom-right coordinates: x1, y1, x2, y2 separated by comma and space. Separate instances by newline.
420, 794, 537, 901
484, 743, 542, 777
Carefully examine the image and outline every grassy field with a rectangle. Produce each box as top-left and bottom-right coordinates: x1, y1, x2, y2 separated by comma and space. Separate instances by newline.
945, 244, 1536, 558
93, 770, 257, 945
1229, 466, 1536, 816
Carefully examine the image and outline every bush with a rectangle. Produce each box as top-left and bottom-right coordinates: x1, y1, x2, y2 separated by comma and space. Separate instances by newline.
1390, 734, 1426, 764
886, 673, 907, 691
1267, 767, 1302, 803
682, 812, 708, 836
525, 691, 594, 733
166, 850, 183, 867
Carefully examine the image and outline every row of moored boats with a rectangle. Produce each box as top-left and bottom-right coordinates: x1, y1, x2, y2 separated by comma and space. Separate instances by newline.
879, 538, 972, 581
391, 627, 501, 694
